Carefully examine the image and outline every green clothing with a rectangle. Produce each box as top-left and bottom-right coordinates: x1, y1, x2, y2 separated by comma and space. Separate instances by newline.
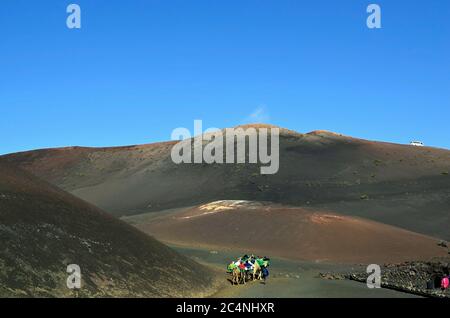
256, 259, 265, 267
227, 263, 237, 273
256, 258, 270, 267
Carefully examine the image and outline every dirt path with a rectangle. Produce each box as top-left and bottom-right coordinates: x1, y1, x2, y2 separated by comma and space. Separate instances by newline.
212, 272, 419, 298
171, 245, 420, 298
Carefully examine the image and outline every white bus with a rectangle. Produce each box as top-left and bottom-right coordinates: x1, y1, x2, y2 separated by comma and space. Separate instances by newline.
410, 141, 424, 147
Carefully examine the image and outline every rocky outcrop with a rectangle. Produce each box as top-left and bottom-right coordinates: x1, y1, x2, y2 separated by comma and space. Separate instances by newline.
320, 259, 450, 298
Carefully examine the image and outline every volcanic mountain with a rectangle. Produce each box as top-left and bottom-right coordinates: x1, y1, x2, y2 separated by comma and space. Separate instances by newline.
1, 126, 449, 241
124, 200, 448, 264
0, 162, 216, 297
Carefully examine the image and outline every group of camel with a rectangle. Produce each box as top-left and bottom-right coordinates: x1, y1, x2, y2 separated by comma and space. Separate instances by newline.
228, 256, 270, 285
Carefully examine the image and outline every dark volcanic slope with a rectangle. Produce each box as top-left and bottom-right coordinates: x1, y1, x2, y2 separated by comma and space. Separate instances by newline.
126, 200, 448, 264
0, 162, 215, 297
2, 127, 449, 239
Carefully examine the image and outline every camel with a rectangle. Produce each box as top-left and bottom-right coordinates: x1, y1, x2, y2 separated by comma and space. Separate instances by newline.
252, 261, 263, 281
231, 267, 246, 285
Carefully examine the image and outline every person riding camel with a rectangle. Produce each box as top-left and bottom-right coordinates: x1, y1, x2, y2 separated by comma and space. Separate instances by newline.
227, 253, 271, 285
227, 262, 236, 273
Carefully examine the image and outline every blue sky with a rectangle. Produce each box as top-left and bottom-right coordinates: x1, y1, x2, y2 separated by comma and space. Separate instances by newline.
1, 0, 449, 154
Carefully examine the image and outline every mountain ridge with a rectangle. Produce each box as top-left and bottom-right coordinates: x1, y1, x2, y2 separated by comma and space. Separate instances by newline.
1, 125, 449, 240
